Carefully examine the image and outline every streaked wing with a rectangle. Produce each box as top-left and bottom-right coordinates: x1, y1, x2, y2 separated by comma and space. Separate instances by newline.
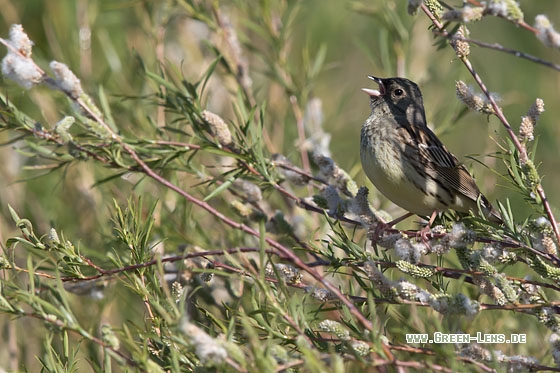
403, 117, 483, 204
434, 163, 484, 203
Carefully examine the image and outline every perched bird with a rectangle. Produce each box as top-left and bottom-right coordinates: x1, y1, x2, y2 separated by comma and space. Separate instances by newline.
360, 76, 501, 224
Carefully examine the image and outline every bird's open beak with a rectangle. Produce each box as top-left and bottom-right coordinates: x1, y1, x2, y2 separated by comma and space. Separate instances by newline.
361, 75, 385, 97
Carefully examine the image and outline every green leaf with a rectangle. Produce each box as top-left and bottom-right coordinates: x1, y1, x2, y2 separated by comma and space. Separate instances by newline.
309, 44, 327, 78
203, 176, 236, 202
7, 204, 21, 224
98, 86, 118, 132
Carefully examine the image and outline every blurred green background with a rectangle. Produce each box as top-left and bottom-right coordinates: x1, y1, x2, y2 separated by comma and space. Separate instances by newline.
1, 0, 560, 370
2, 0, 560, 223
2, 1, 559, 224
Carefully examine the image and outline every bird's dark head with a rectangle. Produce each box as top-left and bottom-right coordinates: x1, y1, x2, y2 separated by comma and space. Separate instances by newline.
362, 76, 424, 115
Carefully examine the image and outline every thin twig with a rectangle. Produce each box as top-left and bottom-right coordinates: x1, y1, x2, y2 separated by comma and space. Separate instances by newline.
289, 95, 314, 193
60, 247, 275, 282
421, 3, 560, 245
24, 311, 141, 370
444, 33, 560, 72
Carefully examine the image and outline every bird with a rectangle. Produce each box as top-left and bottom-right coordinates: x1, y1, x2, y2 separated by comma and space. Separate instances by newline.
360, 76, 501, 225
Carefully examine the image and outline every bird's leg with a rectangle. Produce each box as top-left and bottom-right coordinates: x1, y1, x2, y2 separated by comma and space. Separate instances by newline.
417, 210, 438, 247
370, 212, 414, 249
386, 212, 415, 227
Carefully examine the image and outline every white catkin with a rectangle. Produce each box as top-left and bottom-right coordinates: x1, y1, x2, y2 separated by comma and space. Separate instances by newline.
535, 15, 560, 48
201, 110, 233, 147
50, 61, 83, 98
182, 322, 227, 365
1, 24, 43, 89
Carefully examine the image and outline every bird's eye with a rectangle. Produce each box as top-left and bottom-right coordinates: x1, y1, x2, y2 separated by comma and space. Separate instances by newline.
394, 88, 404, 96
